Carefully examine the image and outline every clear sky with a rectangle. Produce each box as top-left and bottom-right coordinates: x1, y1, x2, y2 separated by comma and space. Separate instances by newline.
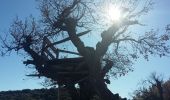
0, 0, 170, 99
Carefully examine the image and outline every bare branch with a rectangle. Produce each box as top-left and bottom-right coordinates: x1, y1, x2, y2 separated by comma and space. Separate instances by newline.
64, 18, 87, 56
43, 30, 90, 49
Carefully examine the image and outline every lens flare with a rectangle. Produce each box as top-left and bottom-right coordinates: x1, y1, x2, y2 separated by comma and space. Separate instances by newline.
107, 6, 121, 21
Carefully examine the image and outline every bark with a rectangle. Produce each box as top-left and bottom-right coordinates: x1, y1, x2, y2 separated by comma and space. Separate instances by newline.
78, 76, 121, 100
64, 17, 121, 100
156, 81, 164, 100
66, 84, 80, 100
95, 78, 119, 100
22, 36, 46, 74
79, 80, 96, 100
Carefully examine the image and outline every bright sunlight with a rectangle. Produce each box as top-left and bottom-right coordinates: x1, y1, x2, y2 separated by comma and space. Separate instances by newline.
106, 5, 122, 21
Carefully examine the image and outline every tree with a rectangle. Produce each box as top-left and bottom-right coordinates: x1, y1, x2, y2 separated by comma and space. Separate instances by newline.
132, 72, 170, 100
0, 0, 170, 100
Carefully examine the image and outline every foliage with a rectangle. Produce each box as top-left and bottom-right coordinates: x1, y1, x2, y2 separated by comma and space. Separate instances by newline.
1, 0, 170, 100
1, 0, 169, 78
132, 72, 170, 100
0, 88, 127, 100
0, 88, 59, 100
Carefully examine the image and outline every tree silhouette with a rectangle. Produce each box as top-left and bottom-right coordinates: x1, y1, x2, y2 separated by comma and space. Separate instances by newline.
132, 72, 170, 100
0, 0, 170, 100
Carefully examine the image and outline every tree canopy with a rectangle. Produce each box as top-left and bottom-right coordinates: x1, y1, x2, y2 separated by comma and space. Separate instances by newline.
132, 72, 170, 100
0, 0, 170, 100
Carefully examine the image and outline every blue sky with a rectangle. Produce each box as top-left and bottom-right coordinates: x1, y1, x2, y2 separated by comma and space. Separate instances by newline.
0, 0, 170, 99
0, 0, 44, 91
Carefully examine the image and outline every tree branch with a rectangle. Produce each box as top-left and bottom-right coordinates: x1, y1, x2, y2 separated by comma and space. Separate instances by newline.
96, 24, 120, 58
43, 30, 90, 50
64, 18, 88, 56
23, 60, 35, 65
101, 59, 114, 77
96, 20, 139, 58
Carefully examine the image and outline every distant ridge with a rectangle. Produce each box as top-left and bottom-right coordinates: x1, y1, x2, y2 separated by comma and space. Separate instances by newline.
0, 88, 59, 100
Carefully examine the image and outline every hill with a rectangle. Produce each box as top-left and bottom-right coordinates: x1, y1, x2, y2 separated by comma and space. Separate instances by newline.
0, 88, 59, 100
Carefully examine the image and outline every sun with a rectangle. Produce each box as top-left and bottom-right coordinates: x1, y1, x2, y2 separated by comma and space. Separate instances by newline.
107, 6, 121, 21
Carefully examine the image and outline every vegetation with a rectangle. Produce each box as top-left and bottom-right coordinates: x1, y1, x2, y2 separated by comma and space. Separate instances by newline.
0, 0, 170, 100
132, 72, 170, 100
0, 88, 128, 100
0, 88, 59, 100
0, 88, 73, 100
